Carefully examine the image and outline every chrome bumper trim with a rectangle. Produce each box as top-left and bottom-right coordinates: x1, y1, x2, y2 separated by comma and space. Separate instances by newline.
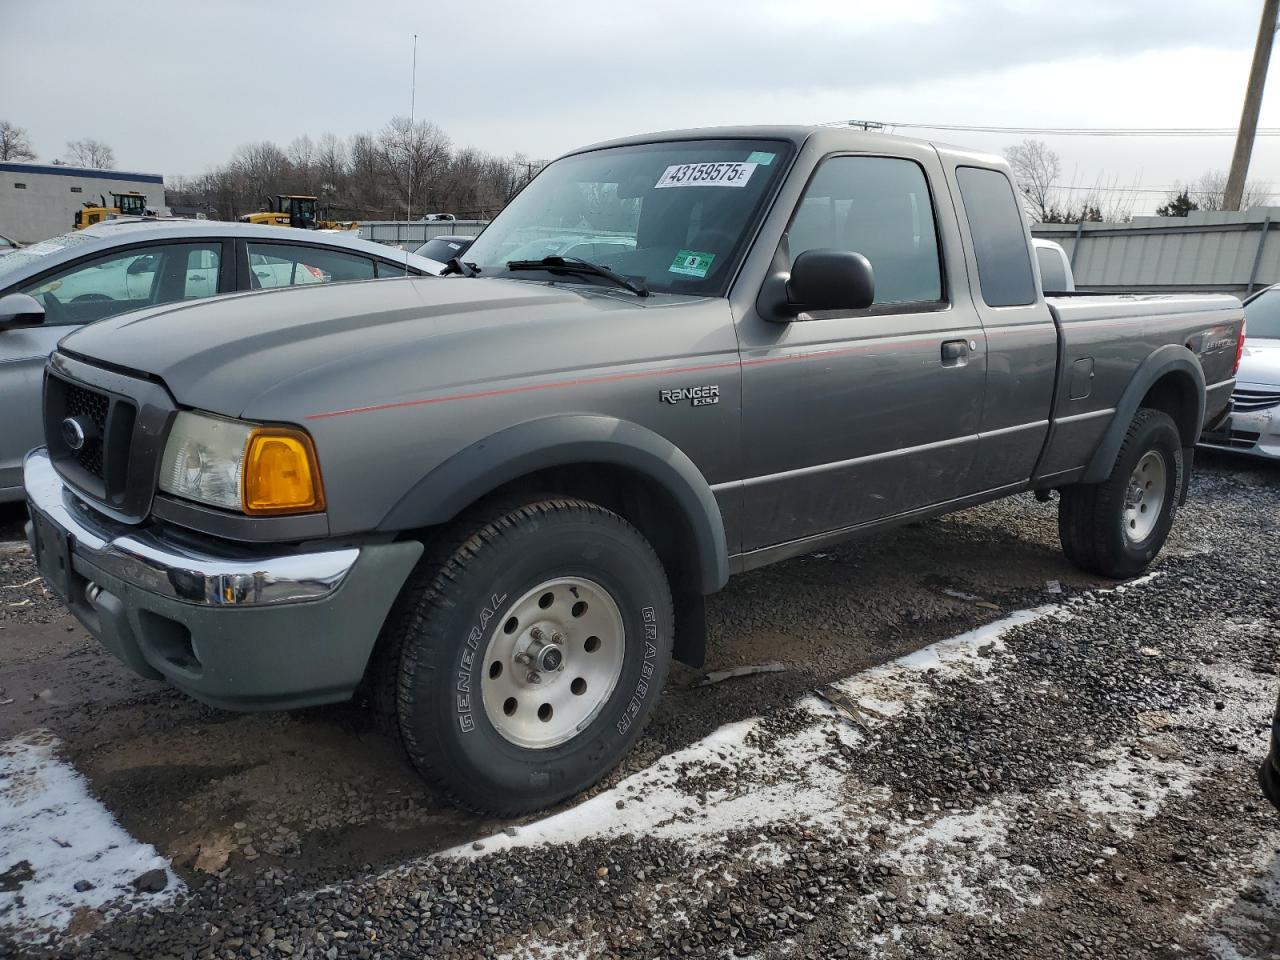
23, 448, 358, 606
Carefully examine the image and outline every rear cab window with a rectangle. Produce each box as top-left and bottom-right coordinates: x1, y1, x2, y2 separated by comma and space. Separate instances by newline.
1035, 245, 1069, 294
956, 166, 1037, 307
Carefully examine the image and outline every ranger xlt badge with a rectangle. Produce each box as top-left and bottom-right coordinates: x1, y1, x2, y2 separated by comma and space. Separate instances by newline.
660, 385, 720, 407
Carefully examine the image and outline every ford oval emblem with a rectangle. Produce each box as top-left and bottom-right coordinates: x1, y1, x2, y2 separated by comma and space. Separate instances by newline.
61, 417, 86, 451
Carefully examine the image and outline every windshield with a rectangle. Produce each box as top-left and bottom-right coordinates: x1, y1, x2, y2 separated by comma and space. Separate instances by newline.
0, 231, 97, 285
415, 237, 471, 262
1245, 286, 1280, 339
463, 138, 792, 296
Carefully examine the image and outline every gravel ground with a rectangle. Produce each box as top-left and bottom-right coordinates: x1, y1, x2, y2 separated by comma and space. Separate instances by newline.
0, 451, 1277, 959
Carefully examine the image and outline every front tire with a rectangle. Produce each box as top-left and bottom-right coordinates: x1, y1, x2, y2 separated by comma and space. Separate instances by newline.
376, 497, 674, 815
1058, 408, 1182, 578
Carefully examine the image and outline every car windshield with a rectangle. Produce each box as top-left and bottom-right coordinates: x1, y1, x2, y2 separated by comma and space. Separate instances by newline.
1245, 286, 1280, 339
415, 237, 470, 262
0, 231, 97, 284
462, 138, 792, 296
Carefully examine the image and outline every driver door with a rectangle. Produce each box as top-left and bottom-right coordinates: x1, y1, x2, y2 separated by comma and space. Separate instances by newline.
736, 152, 988, 551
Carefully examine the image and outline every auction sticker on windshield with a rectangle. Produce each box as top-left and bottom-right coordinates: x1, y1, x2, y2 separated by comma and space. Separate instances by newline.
669, 250, 716, 278
655, 162, 757, 189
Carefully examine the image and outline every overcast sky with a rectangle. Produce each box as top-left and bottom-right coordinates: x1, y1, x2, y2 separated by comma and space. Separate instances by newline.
5, 0, 1280, 214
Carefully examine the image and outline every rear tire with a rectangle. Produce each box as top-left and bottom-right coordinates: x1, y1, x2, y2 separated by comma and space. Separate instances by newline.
1058, 408, 1182, 578
373, 497, 673, 815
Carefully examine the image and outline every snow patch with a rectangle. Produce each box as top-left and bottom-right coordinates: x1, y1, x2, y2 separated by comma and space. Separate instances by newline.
447, 607, 1055, 861
0, 730, 181, 941
1064, 749, 1198, 836
881, 804, 1042, 917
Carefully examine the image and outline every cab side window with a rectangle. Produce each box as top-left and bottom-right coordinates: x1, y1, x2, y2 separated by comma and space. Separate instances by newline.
787, 156, 943, 306
956, 166, 1037, 307
246, 243, 375, 289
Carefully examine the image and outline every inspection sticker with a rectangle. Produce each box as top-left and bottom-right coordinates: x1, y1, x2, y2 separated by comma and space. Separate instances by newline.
655, 161, 757, 189
746, 151, 775, 165
669, 249, 716, 278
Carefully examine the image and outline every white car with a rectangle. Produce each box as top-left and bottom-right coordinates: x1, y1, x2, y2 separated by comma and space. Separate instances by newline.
1200, 283, 1280, 459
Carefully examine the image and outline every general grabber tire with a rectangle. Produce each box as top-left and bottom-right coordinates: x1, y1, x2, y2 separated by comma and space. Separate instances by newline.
380, 497, 674, 815
1058, 408, 1183, 579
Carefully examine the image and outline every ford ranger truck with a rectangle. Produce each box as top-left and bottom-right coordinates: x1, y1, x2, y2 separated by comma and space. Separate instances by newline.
14, 126, 1242, 814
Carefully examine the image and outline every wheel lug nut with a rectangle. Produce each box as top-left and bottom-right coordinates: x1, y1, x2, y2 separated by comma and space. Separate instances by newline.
531, 627, 544, 641
551, 632, 565, 645
514, 653, 530, 665
527, 671, 541, 684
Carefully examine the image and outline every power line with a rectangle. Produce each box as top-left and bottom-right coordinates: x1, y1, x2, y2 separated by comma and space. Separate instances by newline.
831, 120, 1280, 137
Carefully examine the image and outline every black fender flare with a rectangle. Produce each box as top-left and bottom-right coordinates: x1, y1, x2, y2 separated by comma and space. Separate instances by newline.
378, 414, 730, 594
1081, 344, 1205, 484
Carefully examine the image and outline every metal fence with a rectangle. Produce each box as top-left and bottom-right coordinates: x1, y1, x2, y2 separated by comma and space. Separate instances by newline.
1032, 208, 1280, 296
357, 220, 488, 247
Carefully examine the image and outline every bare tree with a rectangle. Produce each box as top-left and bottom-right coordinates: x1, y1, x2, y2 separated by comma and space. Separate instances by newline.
1184, 170, 1271, 211
157, 115, 533, 222
0, 121, 36, 161
65, 138, 116, 169
1004, 139, 1061, 221
315, 132, 347, 194
230, 141, 289, 208
287, 135, 317, 194
379, 116, 451, 216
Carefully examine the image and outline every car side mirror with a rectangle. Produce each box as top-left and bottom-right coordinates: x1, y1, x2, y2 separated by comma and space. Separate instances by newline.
0, 293, 46, 332
786, 249, 875, 315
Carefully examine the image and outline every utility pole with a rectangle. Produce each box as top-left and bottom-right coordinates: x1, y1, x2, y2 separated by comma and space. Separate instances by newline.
1225, 0, 1279, 211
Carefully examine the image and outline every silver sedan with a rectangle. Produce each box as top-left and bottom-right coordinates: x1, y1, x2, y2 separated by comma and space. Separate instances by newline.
0, 220, 438, 502
1200, 283, 1280, 460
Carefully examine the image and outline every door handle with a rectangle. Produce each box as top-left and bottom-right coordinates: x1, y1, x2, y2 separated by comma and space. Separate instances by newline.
941, 339, 971, 366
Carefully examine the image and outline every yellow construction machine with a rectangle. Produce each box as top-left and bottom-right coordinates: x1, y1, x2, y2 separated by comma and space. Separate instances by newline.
73, 192, 150, 229
238, 195, 356, 231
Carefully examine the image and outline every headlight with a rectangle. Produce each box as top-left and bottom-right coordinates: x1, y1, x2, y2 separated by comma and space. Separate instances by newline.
159, 411, 324, 516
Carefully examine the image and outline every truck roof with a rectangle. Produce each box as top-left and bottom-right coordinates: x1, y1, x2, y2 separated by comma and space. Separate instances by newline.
570, 124, 1008, 170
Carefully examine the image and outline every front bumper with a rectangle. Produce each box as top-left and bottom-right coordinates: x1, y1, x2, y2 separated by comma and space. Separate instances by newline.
24, 448, 422, 711
1199, 402, 1280, 460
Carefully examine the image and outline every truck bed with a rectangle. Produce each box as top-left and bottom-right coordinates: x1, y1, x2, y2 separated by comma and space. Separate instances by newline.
1036, 293, 1243, 486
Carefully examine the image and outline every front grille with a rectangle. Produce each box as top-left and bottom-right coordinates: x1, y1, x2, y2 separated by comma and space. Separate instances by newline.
1232, 388, 1280, 412
44, 372, 137, 508
63, 382, 110, 479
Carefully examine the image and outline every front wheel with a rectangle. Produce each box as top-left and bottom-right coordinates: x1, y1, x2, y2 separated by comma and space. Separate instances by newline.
375, 498, 674, 815
1058, 408, 1183, 578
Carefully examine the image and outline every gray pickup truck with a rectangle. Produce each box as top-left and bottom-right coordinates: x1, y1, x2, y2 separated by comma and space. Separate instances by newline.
13, 126, 1242, 814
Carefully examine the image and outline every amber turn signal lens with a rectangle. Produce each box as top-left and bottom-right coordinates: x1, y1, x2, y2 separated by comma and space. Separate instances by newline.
241, 428, 324, 516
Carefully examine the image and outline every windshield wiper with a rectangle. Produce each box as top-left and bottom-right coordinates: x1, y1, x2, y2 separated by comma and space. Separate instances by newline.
506, 256, 649, 297
442, 257, 479, 277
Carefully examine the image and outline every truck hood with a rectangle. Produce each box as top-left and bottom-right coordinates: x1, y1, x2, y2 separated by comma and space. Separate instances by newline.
1237, 338, 1280, 387
56, 276, 651, 417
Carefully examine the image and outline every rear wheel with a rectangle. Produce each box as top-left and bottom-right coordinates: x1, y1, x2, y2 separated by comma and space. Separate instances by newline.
374, 497, 673, 815
1058, 408, 1182, 578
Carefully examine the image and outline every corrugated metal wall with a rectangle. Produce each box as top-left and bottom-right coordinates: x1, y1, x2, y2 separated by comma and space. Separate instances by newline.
1032, 208, 1280, 295
357, 220, 488, 247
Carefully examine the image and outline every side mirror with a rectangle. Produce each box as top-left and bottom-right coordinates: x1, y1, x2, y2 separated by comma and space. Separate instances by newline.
0, 293, 46, 332
786, 249, 875, 315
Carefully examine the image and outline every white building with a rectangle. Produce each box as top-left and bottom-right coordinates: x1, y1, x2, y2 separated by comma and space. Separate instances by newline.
0, 162, 167, 244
